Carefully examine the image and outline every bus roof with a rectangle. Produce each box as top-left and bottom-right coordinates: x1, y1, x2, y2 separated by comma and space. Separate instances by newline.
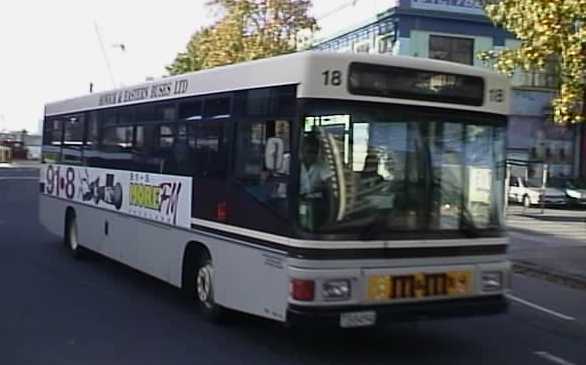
45, 51, 510, 117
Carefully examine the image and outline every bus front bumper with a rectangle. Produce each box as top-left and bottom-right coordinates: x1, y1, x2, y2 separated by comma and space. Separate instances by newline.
286, 295, 508, 328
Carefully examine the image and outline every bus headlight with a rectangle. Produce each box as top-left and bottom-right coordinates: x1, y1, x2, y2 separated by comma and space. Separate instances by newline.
481, 271, 503, 292
322, 279, 351, 301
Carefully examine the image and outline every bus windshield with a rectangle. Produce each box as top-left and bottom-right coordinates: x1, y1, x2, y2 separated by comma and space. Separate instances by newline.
298, 101, 506, 238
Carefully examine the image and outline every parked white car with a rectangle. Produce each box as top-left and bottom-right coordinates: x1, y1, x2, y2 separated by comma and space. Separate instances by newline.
508, 176, 567, 207
566, 182, 586, 207
548, 178, 586, 208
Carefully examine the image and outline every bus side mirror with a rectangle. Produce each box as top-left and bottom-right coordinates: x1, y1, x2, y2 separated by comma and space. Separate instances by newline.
265, 137, 284, 172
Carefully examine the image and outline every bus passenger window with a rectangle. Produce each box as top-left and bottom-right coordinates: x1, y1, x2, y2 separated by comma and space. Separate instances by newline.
82, 112, 99, 166
131, 124, 159, 173
49, 119, 64, 146
101, 126, 133, 152
158, 125, 175, 150
62, 114, 84, 164
179, 99, 202, 120
98, 125, 134, 169
204, 97, 231, 119
193, 124, 225, 177
42, 117, 63, 162
155, 124, 176, 174
236, 120, 291, 215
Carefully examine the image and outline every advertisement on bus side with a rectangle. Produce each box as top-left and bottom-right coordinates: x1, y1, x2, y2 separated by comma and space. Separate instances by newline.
41, 164, 192, 228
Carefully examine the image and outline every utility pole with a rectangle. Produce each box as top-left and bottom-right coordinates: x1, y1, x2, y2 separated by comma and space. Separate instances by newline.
582, 88, 586, 179
94, 21, 116, 89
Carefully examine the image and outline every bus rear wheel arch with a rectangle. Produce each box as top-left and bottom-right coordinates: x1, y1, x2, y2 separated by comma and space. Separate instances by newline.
182, 242, 224, 321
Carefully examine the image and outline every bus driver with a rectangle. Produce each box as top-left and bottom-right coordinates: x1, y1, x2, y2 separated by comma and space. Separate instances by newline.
300, 134, 333, 198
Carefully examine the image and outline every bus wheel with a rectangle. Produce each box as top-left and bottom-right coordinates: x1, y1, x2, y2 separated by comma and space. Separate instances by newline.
194, 252, 223, 321
65, 213, 86, 259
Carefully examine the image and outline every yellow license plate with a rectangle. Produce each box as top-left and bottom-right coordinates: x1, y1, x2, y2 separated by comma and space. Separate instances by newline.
368, 271, 472, 300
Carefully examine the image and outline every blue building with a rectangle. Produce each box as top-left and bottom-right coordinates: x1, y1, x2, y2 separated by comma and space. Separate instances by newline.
313, 0, 584, 179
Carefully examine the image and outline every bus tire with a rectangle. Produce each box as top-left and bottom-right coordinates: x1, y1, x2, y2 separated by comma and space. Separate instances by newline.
184, 247, 224, 321
196, 252, 224, 321
64, 211, 87, 259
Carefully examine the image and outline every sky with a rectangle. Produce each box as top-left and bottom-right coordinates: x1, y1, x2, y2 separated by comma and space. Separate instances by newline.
0, 0, 392, 134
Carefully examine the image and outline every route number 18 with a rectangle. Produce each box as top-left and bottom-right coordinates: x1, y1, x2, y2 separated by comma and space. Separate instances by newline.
322, 70, 342, 86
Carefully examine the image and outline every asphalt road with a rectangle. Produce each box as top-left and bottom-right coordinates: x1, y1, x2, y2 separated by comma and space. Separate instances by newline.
1, 168, 586, 365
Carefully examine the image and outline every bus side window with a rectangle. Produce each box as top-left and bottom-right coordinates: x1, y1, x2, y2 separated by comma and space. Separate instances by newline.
101, 126, 133, 153
83, 111, 99, 166
62, 114, 84, 165
42, 117, 63, 163
179, 99, 202, 121
98, 107, 134, 170
131, 123, 157, 173
204, 96, 231, 119
156, 124, 176, 174
193, 124, 225, 177
236, 120, 291, 213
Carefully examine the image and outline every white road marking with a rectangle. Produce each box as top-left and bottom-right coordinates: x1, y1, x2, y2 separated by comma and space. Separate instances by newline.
507, 294, 575, 321
534, 351, 575, 365
508, 224, 586, 244
0, 177, 38, 181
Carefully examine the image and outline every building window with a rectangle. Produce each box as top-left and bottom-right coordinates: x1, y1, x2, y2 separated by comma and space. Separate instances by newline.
378, 35, 394, 54
354, 41, 371, 53
429, 35, 474, 65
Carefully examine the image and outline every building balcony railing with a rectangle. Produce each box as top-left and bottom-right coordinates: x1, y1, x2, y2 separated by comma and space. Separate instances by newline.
511, 70, 559, 90
479, 60, 559, 90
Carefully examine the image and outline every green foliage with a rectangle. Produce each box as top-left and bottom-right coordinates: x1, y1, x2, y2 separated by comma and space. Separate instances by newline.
480, 0, 586, 124
167, 0, 317, 75
166, 27, 213, 75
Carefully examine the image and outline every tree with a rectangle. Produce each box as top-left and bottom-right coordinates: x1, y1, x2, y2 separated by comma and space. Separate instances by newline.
479, 0, 586, 124
166, 27, 214, 75
167, 0, 317, 75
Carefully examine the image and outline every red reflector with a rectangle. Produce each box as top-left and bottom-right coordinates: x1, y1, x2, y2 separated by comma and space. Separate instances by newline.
216, 201, 228, 222
291, 279, 315, 301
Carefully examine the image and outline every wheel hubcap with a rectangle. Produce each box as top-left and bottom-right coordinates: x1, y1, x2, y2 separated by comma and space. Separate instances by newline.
196, 264, 213, 308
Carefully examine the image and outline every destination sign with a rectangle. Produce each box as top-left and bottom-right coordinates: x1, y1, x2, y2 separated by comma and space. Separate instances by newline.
348, 62, 485, 106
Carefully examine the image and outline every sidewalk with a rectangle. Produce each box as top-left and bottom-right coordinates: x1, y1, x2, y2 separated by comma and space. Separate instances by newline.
507, 205, 586, 242
507, 205, 586, 289
0, 160, 42, 170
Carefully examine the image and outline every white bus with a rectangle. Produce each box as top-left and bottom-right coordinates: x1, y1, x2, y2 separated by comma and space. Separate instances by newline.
40, 52, 510, 327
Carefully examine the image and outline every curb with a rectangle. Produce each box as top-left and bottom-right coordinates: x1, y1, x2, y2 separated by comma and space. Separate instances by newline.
512, 260, 586, 291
